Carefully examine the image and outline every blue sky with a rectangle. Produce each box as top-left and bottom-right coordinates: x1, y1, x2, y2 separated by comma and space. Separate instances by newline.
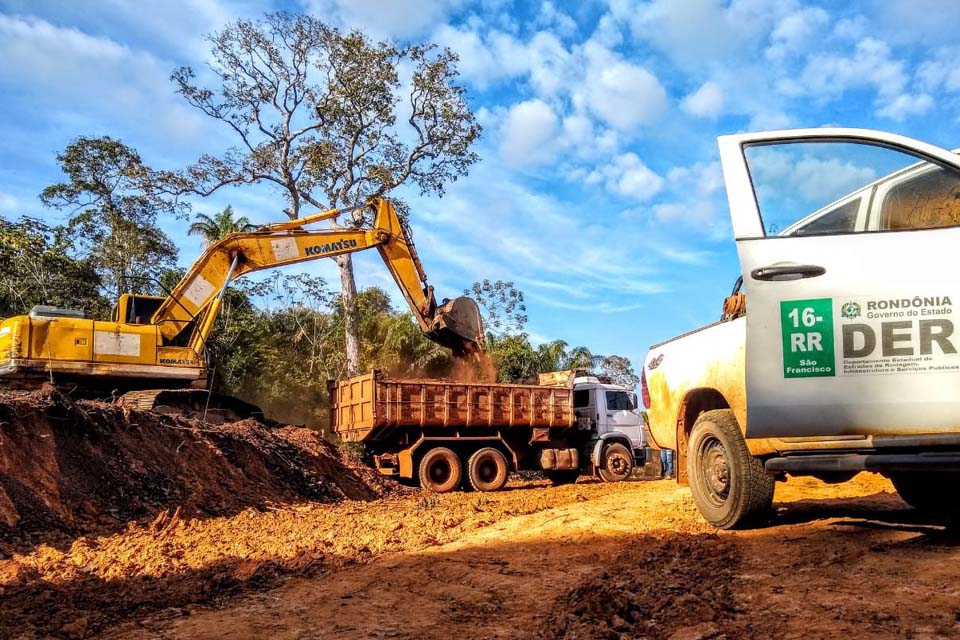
2, 0, 960, 372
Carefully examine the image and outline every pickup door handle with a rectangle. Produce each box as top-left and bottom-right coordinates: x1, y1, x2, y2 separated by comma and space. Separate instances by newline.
751, 263, 825, 281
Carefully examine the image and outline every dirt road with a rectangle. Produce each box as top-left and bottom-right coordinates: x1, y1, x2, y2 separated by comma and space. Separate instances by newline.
53, 474, 955, 640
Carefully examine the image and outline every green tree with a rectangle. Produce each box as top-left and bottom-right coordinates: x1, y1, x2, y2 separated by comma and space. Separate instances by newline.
160, 12, 481, 376
0, 216, 106, 318
188, 205, 255, 245
465, 279, 527, 335
40, 137, 182, 300
596, 354, 641, 388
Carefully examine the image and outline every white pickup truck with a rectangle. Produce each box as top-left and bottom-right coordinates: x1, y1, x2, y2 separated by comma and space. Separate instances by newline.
643, 128, 960, 529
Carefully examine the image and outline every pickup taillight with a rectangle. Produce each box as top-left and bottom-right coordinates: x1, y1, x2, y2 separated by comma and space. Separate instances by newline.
640, 368, 650, 409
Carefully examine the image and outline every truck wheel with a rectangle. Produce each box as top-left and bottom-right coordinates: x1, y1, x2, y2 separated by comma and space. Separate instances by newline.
418, 447, 462, 493
598, 443, 633, 483
545, 470, 580, 486
467, 448, 509, 492
687, 409, 773, 529
890, 473, 960, 516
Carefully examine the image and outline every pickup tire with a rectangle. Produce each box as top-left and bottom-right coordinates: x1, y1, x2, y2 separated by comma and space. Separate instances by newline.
890, 473, 960, 516
418, 447, 462, 493
598, 443, 633, 483
467, 447, 510, 492
545, 470, 580, 486
687, 409, 774, 529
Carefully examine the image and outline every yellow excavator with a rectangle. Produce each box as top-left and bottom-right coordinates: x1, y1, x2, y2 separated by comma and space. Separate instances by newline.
0, 198, 484, 418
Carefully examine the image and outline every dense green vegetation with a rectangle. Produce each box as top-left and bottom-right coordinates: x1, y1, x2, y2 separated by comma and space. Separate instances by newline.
0, 139, 638, 428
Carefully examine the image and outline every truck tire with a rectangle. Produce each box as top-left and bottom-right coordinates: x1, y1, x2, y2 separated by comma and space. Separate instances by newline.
467, 447, 510, 492
687, 409, 773, 529
545, 470, 580, 486
890, 473, 960, 516
598, 442, 633, 483
418, 447, 462, 493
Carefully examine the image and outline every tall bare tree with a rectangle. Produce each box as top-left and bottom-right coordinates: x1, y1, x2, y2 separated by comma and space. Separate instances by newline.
159, 13, 480, 375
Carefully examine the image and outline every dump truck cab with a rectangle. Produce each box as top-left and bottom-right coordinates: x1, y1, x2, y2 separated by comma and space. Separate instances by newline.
572, 376, 645, 462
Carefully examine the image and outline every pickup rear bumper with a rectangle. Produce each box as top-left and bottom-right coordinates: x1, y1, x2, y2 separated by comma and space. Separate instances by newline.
766, 453, 960, 475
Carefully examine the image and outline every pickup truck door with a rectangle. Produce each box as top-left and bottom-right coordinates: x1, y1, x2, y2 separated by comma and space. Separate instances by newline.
719, 128, 960, 438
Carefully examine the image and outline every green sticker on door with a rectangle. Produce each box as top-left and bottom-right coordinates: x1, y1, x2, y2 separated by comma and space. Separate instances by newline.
780, 298, 835, 378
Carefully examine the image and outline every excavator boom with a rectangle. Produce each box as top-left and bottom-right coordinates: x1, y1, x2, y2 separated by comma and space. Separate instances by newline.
155, 198, 485, 357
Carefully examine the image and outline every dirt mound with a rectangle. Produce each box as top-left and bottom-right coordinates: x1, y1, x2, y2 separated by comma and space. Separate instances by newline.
541, 534, 739, 640
0, 386, 396, 546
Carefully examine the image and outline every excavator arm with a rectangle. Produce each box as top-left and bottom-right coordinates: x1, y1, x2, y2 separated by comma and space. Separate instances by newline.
152, 198, 485, 357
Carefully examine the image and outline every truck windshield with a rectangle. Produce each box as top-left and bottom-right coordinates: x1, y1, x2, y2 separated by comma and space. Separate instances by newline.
605, 391, 635, 411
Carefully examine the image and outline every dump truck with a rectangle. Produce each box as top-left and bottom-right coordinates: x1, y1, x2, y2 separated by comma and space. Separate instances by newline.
643, 127, 960, 529
0, 198, 484, 417
331, 370, 645, 492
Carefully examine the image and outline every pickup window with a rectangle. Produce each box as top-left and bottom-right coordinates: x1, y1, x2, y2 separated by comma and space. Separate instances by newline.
746, 141, 960, 236
791, 198, 860, 236
879, 166, 960, 230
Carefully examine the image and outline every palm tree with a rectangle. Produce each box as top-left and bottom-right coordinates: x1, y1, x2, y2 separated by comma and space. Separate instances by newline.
188, 205, 255, 245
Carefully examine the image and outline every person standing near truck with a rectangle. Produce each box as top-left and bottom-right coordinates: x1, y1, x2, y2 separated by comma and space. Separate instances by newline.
659, 448, 674, 479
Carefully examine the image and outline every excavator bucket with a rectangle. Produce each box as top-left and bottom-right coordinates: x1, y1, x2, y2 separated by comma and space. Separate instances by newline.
429, 296, 486, 357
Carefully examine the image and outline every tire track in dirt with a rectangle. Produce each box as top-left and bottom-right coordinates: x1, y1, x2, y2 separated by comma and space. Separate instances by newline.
112, 481, 710, 639
112, 474, 960, 640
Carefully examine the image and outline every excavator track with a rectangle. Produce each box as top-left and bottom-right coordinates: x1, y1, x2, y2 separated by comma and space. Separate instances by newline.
117, 389, 265, 424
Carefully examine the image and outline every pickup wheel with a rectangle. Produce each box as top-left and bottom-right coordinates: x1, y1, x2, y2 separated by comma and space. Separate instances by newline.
418, 447, 462, 493
890, 473, 960, 516
598, 443, 633, 483
687, 409, 774, 529
545, 470, 580, 486
467, 447, 510, 492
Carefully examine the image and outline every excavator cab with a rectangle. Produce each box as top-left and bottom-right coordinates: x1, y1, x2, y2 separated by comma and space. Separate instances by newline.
112, 294, 166, 325
428, 296, 486, 357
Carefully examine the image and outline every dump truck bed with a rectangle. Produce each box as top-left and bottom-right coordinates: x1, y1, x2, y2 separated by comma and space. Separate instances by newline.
330, 371, 575, 443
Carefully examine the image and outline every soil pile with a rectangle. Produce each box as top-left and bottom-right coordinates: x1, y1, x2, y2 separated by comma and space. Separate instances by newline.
542, 534, 739, 640
0, 386, 396, 544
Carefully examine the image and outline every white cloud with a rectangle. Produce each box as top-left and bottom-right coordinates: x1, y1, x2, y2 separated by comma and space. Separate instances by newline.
0, 192, 18, 216
431, 24, 502, 88
0, 0, 243, 58
681, 81, 725, 119
577, 43, 667, 131
782, 38, 906, 101
534, 1, 578, 38
765, 6, 829, 60
499, 99, 559, 166
831, 16, 866, 40
306, 0, 465, 40
777, 37, 928, 118
647, 161, 726, 228
0, 15, 206, 142
748, 110, 792, 131
652, 199, 719, 225
617, 0, 792, 70
877, 93, 934, 120
864, 0, 960, 47
918, 48, 960, 94
589, 153, 663, 201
